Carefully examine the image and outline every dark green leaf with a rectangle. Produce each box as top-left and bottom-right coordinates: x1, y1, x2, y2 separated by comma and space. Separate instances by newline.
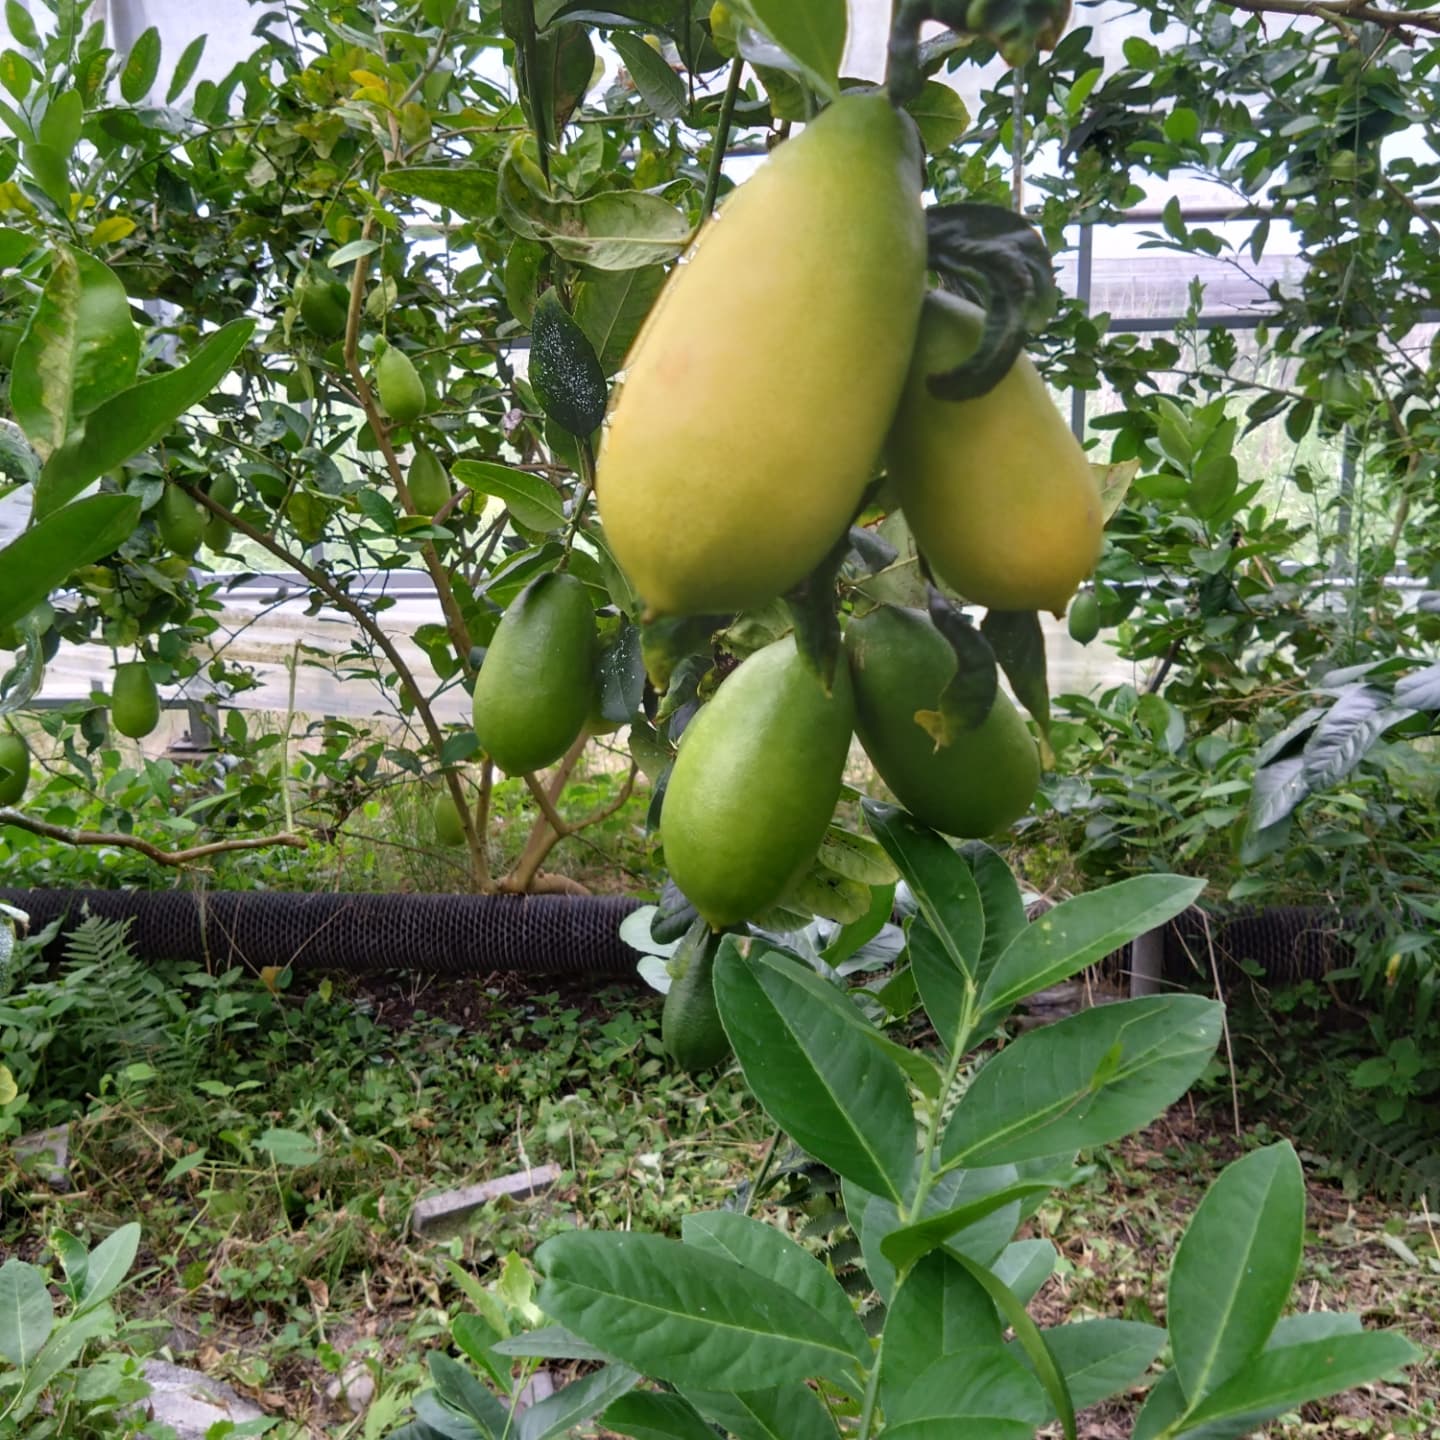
609, 30, 687, 120
574, 265, 665, 375
905, 80, 970, 152
941, 996, 1223, 1166
978, 875, 1205, 1016
453, 461, 565, 532
925, 590, 998, 735
120, 26, 161, 103
684, 1383, 841, 1440
603, 1391, 717, 1440
166, 33, 207, 103
1010, 1320, 1166, 1412
888, 1348, 1049, 1429
981, 610, 1050, 732
530, 288, 607, 436
714, 942, 917, 1202
965, 843, 1027, 991
535, 1231, 860, 1389
0, 495, 141, 632
1169, 1142, 1305, 1403
35, 319, 254, 517
517, 1365, 639, 1440
428, 1353, 509, 1433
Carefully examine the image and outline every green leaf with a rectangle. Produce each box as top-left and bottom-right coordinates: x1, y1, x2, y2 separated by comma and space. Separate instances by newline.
77, 1222, 140, 1311
1010, 1319, 1166, 1412
888, 1348, 1049, 1429
498, 138, 689, 270
865, 801, 984, 990
517, 1365, 640, 1440
1183, 1331, 1422, 1429
383, 166, 498, 218
535, 1232, 859, 1389
36, 318, 255, 517
0, 1258, 53, 1367
879, 1171, 1078, 1269
747, 0, 845, 99
905, 80, 970, 152
981, 609, 1050, 732
453, 461, 565, 532
979, 875, 1205, 1017
120, 25, 162, 103
255, 1127, 320, 1166
428, 1352, 509, 1433
609, 30, 687, 120
684, 1383, 841, 1440
879, 1250, 1002, 1411
992, 1239, 1056, 1305
966, 843, 1027, 991
942, 996, 1222, 1167
1, 49, 34, 101
11, 247, 140, 456
574, 265, 665, 375
1169, 1142, 1306, 1404
9, 1304, 114, 1423
166, 33, 207, 103
490, 1326, 611, 1361
413, 1385, 491, 1440
38, 89, 82, 153
603, 1390, 717, 1440
714, 941, 917, 1203
530, 288, 607, 436
5, 2, 38, 48
682, 1211, 870, 1366
0, 495, 142, 631
945, 1248, 1077, 1440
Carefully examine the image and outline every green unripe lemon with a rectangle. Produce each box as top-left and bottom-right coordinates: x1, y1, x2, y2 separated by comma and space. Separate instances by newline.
0, 732, 30, 806
887, 292, 1103, 617
597, 94, 927, 617
433, 790, 467, 846
375, 346, 427, 425
295, 276, 350, 338
1068, 589, 1101, 645
409, 448, 452, 516
660, 635, 855, 929
112, 662, 161, 740
661, 925, 730, 1073
846, 605, 1039, 839
471, 572, 597, 775
156, 486, 206, 558
203, 475, 238, 553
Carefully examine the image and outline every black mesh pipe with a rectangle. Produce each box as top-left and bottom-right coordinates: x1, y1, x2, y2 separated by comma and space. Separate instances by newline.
1159, 905, 1358, 985
0, 889, 645, 977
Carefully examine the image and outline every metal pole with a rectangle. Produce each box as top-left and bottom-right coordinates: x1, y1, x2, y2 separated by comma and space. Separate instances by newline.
1070, 223, 1094, 442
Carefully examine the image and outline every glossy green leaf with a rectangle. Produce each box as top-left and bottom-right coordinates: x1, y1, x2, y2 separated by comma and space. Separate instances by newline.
535, 1231, 859, 1389
11, 247, 139, 456
429, 1352, 509, 1433
517, 1364, 640, 1440
966, 843, 1028, 991
946, 1248, 1076, 1440
748, 0, 845, 99
36, 319, 255, 517
942, 996, 1223, 1167
413, 1383, 491, 1440
1183, 1331, 1421, 1428
981, 609, 1050, 734
684, 1383, 841, 1440
865, 801, 984, 990
120, 26, 161, 102
452, 461, 566, 532
1010, 1319, 1166, 1413
889, 1348, 1049, 1429
880, 1170, 1079, 1269
0, 1258, 53, 1367
879, 1250, 1002, 1409
603, 1390, 717, 1440
1169, 1141, 1306, 1403
0, 495, 142, 631
845, 1167, 1023, 1304
574, 265, 666, 375
609, 30, 687, 120
979, 875, 1205, 1017
716, 942, 917, 1202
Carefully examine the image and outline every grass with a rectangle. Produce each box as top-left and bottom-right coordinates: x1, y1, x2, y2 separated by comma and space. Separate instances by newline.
3, 917, 1436, 1438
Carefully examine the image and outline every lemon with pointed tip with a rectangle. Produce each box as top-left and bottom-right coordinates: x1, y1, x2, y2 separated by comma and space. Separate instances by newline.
112, 662, 161, 740
597, 93, 927, 618
887, 292, 1103, 617
433, 790, 466, 847
375, 346, 427, 425
0, 733, 30, 806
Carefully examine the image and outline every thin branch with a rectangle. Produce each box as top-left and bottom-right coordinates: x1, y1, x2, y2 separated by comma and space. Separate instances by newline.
701, 58, 745, 221
1219, 0, 1440, 37
0, 809, 307, 867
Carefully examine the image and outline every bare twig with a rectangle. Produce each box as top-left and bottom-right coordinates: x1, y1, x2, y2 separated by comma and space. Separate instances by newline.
0, 809, 307, 867
1219, 0, 1439, 36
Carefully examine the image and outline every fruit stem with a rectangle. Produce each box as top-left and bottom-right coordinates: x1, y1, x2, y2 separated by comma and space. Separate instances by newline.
741, 1127, 783, 1217
856, 1332, 886, 1440
559, 435, 598, 567
700, 58, 744, 222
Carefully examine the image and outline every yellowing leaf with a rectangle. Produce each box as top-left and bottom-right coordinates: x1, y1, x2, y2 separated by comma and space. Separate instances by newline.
91, 215, 137, 245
